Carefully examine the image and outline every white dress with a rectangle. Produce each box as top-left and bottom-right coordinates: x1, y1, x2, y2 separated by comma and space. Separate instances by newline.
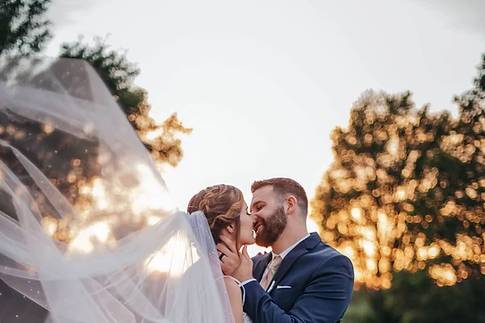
224, 276, 254, 323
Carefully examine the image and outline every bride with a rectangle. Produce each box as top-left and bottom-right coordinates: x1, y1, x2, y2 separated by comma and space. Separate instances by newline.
187, 184, 255, 323
0, 57, 248, 322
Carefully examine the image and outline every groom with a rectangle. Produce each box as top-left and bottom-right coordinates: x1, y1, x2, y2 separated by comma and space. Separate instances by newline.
218, 177, 354, 322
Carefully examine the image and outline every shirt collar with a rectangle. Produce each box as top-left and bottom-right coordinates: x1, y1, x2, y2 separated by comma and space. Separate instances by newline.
272, 233, 310, 260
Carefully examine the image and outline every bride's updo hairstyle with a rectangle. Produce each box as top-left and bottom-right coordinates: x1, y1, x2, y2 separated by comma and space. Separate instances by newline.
187, 184, 243, 245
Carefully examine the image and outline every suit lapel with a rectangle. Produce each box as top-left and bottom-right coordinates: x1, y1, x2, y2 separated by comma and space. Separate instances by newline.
271, 233, 320, 289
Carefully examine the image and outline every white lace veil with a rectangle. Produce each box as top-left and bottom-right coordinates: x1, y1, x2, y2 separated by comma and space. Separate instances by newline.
0, 57, 234, 323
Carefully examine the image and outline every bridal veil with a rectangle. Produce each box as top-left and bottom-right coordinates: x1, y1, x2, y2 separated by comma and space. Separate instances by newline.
0, 57, 234, 323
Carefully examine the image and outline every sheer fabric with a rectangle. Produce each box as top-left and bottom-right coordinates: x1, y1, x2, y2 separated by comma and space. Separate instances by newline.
0, 57, 234, 323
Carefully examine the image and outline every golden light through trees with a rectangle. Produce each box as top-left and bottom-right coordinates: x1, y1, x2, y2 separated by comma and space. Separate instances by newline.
312, 82, 484, 289
0, 54, 191, 266
131, 105, 192, 168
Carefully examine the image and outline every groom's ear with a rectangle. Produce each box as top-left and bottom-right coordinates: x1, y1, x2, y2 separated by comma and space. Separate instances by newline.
285, 195, 297, 215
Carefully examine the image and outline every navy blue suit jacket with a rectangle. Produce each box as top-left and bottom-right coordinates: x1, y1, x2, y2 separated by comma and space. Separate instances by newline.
243, 232, 354, 323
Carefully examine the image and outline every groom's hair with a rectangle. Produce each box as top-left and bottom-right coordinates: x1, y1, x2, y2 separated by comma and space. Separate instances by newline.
251, 177, 308, 214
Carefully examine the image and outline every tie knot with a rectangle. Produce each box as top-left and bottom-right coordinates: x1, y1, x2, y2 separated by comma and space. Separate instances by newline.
269, 254, 282, 270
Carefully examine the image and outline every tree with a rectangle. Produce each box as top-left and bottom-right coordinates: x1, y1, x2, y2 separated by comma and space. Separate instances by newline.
344, 271, 485, 323
59, 39, 192, 167
1, 41, 191, 213
311, 55, 484, 290
0, 0, 51, 57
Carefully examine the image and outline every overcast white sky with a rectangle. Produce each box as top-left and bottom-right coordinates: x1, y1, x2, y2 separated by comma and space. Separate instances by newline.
46, 0, 484, 212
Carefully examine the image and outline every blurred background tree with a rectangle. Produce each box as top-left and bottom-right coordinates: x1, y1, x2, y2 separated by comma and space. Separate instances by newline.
0, 40, 191, 227
60, 39, 192, 168
312, 54, 484, 322
0, 5, 191, 208
0, 0, 51, 57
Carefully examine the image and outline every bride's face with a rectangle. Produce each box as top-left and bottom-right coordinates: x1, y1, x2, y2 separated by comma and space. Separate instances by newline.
238, 202, 255, 245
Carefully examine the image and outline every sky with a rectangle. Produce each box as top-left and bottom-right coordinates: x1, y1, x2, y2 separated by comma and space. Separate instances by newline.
46, 0, 484, 215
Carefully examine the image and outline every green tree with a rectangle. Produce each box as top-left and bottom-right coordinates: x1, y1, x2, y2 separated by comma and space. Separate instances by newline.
345, 271, 485, 323
0, 0, 51, 57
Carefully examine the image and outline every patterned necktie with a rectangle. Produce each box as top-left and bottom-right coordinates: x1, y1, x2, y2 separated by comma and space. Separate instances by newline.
260, 254, 282, 290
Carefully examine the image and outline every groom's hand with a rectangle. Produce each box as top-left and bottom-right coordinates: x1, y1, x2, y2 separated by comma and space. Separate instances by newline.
218, 234, 253, 282
233, 245, 253, 282
217, 232, 241, 276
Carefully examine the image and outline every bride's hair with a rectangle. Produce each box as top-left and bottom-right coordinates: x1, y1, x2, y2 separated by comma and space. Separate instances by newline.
187, 184, 242, 245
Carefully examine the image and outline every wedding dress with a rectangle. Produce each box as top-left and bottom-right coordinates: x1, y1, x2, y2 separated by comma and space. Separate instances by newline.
0, 57, 235, 323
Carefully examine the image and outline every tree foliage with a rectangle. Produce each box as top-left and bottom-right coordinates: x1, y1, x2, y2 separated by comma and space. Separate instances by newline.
311, 55, 484, 289
60, 39, 192, 167
345, 271, 485, 323
0, 0, 51, 57
1, 39, 191, 206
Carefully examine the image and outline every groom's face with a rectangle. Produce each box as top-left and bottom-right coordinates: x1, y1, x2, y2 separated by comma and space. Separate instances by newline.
250, 186, 287, 247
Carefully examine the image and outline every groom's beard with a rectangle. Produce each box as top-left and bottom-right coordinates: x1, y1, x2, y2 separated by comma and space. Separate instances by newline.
255, 206, 287, 247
